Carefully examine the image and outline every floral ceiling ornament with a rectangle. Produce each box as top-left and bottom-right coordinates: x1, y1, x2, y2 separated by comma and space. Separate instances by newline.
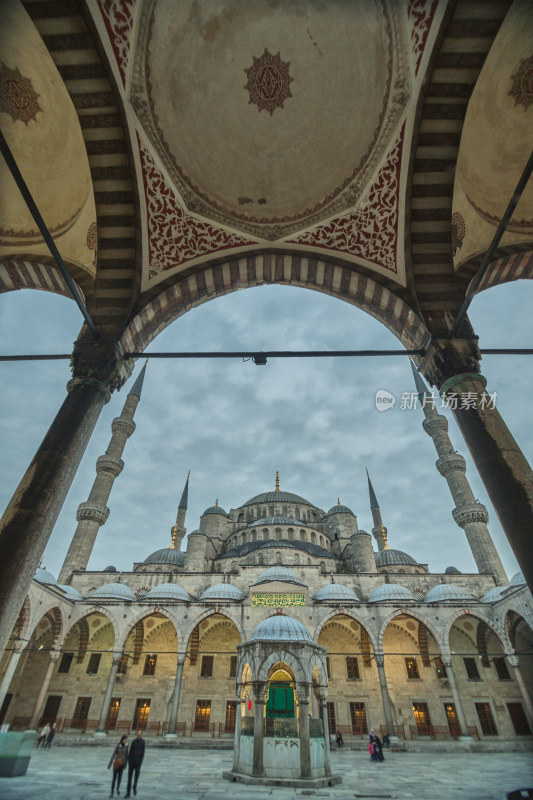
244, 49, 293, 115
0, 63, 41, 124
509, 54, 533, 110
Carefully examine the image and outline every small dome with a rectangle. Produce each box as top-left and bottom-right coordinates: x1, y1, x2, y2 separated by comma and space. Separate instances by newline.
425, 584, 475, 603
104, 565, 117, 573
314, 584, 360, 602
34, 568, 58, 585
88, 582, 136, 601
242, 490, 311, 507
445, 566, 461, 574
327, 504, 354, 515
482, 586, 507, 603
250, 615, 312, 643
199, 583, 245, 601
255, 566, 305, 587
510, 570, 526, 586
203, 505, 227, 516
368, 583, 416, 602
143, 548, 185, 566
57, 584, 82, 600
145, 583, 191, 602
189, 529, 207, 536
375, 549, 418, 567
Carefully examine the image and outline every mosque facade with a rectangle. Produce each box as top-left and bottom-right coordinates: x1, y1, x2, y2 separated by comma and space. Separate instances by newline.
0, 366, 532, 746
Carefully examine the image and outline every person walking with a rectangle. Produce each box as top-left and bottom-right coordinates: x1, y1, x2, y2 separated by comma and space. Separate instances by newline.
108, 734, 128, 797
45, 721, 56, 748
36, 722, 50, 747
125, 729, 145, 797
369, 729, 384, 762
336, 729, 344, 747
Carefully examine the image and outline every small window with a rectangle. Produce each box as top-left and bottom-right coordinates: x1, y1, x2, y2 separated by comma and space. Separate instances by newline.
194, 700, 211, 731
143, 654, 157, 676
132, 698, 151, 730
300, 530, 306, 542
475, 702, 498, 735
464, 657, 481, 681
58, 652, 74, 674
269, 506, 274, 516
493, 657, 511, 681
434, 657, 447, 679
327, 701, 336, 734
346, 656, 360, 680
412, 702, 432, 734
117, 655, 128, 675
349, 701, 368, 734
262, 529, 269, 541
326, 656, 331, 679
86, 653, 101, 675
405, 657, 420, 679
507, 702, 532, 736
73, 696, 92, 725
201, 655, 214, 678
225, 700, 237, 733
229, 655, 237, 678
276, 528, 282, 541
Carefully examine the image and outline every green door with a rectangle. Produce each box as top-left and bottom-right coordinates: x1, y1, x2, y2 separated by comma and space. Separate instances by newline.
266, 682, 295, 718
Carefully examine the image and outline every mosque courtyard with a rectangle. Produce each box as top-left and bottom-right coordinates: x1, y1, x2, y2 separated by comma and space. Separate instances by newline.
1, 746, 532, 800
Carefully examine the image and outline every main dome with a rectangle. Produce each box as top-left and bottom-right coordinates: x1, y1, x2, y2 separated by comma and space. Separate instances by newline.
241, 491, 312, 507
143, 548, 186, 566
250, 615, 312, 643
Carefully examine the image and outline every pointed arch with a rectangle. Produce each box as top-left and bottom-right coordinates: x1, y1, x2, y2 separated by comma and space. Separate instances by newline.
377, 608, 443, 653
59, 607, 119, 653
313, 609, 379, 653
182, 608, 245, 653
444, 609, 512, 655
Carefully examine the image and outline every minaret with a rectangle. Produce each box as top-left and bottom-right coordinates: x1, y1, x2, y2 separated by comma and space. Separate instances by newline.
366, 469, 387, 551
170, 472, 189, 551
58, 363, 147, 583
410, 360, 507, 585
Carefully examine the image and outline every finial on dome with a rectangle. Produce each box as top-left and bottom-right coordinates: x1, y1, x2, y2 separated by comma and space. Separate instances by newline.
275, 471, 280, 492
169, 525, 177, 550
215, 498, 218, 507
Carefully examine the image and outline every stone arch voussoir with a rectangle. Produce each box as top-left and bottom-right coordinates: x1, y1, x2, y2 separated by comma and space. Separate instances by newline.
377, 608, 444, 654
444, 608, 512, 656
314, 608, 379, 652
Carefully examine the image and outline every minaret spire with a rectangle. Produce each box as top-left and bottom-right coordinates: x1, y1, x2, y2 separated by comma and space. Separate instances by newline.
366, 469, 387, 551
171, 472, 190, 550
58, 363, 148, 583
410, 361, 507, 584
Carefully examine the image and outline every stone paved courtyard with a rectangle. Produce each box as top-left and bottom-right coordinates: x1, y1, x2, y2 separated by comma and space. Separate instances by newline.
1, 746, 532, 800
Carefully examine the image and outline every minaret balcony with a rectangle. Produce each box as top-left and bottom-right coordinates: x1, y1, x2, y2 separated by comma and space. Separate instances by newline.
96, 455, 124, 476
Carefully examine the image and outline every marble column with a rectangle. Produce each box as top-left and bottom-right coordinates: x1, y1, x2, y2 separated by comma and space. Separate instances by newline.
0, 643, 23, 710
252, 683, 265, 777
375, 653, 396, 739
165, 653, 186, 737
232, 696, 244, 773
0, 376, 114, 658
508, 655, 533, 728
94, 653, 122, 735
441, 656, 471, 739
29, 651, 60, 729
298, 690, 311, 779
319, 697, 332, 777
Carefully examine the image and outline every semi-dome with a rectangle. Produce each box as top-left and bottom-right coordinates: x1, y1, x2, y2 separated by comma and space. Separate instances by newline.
482, 586, 507, 603
202, 505, 227, 516
34, 568, 58, 585
314, 584, 360, 602
250, 615, 312, 643
57, 584, 82, 600
199, 583, 245, 601
368, 584, 416, 602
143, 548, 186, 566
145, 583, 191, 602
425, 584, 475, 603
510, 570, 526, 586
445, 566, 461, 574
375, 549, 418, 567
88, 583, 136, 601
254, 566, 305, 587
248, 516, 302, 527
103, 565, 117, 573
327, 504, 354, 515
242, 490, 311, 507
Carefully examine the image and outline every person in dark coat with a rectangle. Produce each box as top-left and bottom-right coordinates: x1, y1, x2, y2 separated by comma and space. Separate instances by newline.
369, 729, 384, 762
108, 735, 128, 797
45, 722, 56, 748
125, 730, 145, 797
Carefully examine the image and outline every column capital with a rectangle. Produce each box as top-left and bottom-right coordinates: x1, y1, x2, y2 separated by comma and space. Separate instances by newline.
419, 331, 481, 390
506, 654, 520, 668
49, 650, 61, 662
440, 652, 453, 667
177, 651, 187, 665
374, 652, 385, 668
252, 681, 266, 701
71, 338, 133, 393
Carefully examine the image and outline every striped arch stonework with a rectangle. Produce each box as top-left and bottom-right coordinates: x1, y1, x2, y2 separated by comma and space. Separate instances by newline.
120, 254, 429, 356
0, 261, 85, 300
476, 249, 533, 293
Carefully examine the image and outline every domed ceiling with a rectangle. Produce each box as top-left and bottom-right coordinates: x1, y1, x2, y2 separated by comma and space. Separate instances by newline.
131, 0, 407, 240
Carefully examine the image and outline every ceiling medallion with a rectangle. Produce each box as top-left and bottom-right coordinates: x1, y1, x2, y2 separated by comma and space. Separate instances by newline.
509, 54, 533, 110
244, 49, 293, 115
0, 62, 41, 125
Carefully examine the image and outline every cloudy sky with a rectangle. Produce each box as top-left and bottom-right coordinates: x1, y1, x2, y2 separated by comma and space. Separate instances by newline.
0, 280, 531, 581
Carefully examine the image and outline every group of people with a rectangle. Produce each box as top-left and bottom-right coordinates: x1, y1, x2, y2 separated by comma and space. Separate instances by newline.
35, 721, 56, 748
368, 729, 390, 761
108, 729, 146, 797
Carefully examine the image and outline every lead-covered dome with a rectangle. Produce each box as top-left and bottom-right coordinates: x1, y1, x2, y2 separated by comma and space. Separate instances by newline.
88, 583, 136, 601
242, 491, 311, 507
146, 583, 191, 602
482, 586, 507, 603
327, 504, 354, 515
199, 583, 245, 601
250, 615, 312, 643
425, 585, 475, 603
58, 584, 82, 600
314, 584, 360, 602
143, 548, 185, 566
254, 566, 305, 587
202, 505, 227, 516
510, 570, 526, 586
34, 568, 58, 585
368, 584, 416, 602
375, 549, 418, 567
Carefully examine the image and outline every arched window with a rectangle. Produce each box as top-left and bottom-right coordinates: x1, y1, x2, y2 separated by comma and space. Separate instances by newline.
268, 506, 274, 516
257, 508, 261, 519
294, 554, 300, 565
275, 528, 282, 541
311, 532, 317, 544
282, 506, 287, 516
288, 528, 294, 541
238, 512, 244, 523
262, 507, 267, 517
307, 510, 311, 521
300, 530, 306, 542
320, 561, 326, 573
276, 551, 282, 564
241, 533, 246, 544
307, 557, 311, 565
263, 528, 269, 541
252, 530, 257, 542
258, 553, 264, 565
295, 507, 300, 519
